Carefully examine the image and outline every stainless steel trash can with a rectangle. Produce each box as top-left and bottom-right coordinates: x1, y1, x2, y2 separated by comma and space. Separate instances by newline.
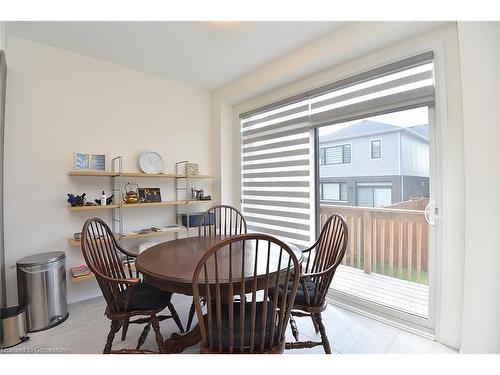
16, 251, 69, 332
1, 306, 30, 348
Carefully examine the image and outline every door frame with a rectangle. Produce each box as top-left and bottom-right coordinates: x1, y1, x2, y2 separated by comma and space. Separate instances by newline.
321, 104, 439, 336
315, 47, 445, 336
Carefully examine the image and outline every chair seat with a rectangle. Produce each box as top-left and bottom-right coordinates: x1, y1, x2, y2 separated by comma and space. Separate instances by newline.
119, 283, 172, 312
270, 279, 317, 305
207, 301, 280, 351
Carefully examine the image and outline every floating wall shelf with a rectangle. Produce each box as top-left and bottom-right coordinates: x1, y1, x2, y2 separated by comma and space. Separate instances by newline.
68, 200, 212, 211
67, 225, 201, 247
67, 159, 214, 284
121, 172, 182, 178
121, 200, 213, 209
68, 171, 119, 177
70, 273, 96, 283
68, 204, 120, 211
68, 171, 212, 179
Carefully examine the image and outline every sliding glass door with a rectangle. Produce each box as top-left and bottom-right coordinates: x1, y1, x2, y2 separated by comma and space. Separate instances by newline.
318, 106, 437, 327
239, 52, 438, 330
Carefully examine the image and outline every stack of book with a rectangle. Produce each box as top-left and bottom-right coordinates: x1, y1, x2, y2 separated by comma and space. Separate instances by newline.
70, 265, 92, 279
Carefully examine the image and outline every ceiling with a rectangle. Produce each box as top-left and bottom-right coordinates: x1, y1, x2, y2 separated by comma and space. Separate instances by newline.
6, 21, 343, 90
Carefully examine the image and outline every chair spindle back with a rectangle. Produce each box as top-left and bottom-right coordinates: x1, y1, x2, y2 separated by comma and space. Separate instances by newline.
198, 205, 247, 237
192, 233, 300, 354
303, 214, 348, 306
81, 218, 135, 312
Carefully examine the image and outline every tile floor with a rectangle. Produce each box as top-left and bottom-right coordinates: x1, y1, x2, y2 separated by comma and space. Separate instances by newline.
4, 294, 456, 354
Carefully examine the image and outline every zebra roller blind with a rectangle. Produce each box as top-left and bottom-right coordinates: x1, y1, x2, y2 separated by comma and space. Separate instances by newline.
309, 52, 435, 126
240, 99, 313, 248
239, 52, 434, 247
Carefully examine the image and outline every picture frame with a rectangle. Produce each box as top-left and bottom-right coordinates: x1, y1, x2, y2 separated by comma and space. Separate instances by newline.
73, 151, 90, 171
90, 153, 106, 171
138, 187, 162, 203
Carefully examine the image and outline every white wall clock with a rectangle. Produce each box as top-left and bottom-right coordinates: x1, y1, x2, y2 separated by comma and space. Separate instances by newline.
139, 151, 164, 174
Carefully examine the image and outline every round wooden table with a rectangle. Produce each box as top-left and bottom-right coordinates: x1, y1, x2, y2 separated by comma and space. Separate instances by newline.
136, 235, 302, 353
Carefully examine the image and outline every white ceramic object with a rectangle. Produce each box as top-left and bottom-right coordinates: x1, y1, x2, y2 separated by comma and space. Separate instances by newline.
138, 151, 164, 174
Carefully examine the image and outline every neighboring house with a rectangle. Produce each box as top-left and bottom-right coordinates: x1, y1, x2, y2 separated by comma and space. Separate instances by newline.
319, 120, 429, 207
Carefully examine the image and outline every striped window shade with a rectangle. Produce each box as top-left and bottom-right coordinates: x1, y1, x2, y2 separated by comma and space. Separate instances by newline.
309, 52, 435, 127
240, 99, 314, 248
239, 52, 435, 248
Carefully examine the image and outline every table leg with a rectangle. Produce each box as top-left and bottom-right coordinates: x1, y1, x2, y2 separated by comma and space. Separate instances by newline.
162, 323, 202, 353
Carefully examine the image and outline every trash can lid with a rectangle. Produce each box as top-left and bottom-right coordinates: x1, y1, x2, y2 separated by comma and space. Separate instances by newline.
16, 251, 65, 267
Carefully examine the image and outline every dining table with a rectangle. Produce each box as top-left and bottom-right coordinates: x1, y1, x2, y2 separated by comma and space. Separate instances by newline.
135, 235, 303, 353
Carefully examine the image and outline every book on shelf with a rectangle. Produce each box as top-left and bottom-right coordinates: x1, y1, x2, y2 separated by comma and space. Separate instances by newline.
127, 225, 182, 236
70, 265, 92, 278
151, 224, 182, 232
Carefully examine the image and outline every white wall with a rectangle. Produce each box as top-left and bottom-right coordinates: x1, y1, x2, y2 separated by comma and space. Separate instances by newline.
0, 22, 5, 50
457, 22, 500, 354
213, 22, 466, 349
3, 36, 213, 304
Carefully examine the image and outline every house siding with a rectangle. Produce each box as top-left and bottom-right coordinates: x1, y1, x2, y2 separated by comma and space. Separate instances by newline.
319, 132, 400, 177
319, 124, 430, 207
401, 132, 429, 177
320, 175, 429, 206
320, 175, 401, 206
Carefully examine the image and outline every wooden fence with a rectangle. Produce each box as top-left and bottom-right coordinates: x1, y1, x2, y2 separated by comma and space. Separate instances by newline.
385, 197, 429, 210
320, 204, 429, 285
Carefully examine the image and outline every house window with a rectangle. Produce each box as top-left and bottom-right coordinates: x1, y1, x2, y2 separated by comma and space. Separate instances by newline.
356, 182, 392, 207
321, 182, 347, 201
319, 148, 325, 165
371, 140, 382, 159
322, 144, 351, 165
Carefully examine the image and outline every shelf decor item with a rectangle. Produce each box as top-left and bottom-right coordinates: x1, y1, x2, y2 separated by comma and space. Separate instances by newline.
94, 194, 114, 206
138, 151, 164, 174
123, 182, 139, 204
186, 163, 199, 176
191, 187, 204, 200
181, 212, 215, 227
73, 151, 90, 171
138, 188, 161, 203
90, 153, 106, 171
67, 193, 86, 207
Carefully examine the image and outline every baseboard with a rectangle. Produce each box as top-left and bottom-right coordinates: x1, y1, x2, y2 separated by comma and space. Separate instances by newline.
67, 289, 102, 305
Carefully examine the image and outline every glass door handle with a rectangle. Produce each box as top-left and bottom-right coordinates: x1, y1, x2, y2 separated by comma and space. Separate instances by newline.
424, 201, 437, 226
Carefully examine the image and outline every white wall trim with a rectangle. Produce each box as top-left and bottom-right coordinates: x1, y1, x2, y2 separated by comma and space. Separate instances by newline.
457, 21, 500, 354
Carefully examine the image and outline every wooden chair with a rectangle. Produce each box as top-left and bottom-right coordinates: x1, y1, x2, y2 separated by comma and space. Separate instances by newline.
197, 204, 247, 238
280, 214, 348, 354
185, 205, 247, 331
192, 233, 300, 353
81, 218, 184, 353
